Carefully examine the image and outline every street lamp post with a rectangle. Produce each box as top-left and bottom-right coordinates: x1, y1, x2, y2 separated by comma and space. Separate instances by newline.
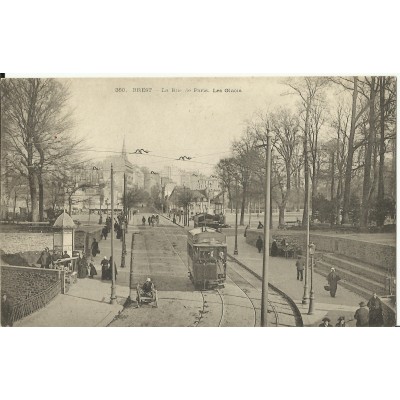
308, 242, 316, 314
110, 164, 116, 304
259, 132, 272, 327
121, 173, 126, 268
234, 179, 239, 255
302, 170, 311, 304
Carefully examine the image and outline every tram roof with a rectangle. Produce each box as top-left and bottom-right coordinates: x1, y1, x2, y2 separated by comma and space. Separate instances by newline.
187, 227, 226, 244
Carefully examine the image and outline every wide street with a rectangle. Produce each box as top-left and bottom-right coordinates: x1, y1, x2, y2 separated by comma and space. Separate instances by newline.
70, 211, 299, 327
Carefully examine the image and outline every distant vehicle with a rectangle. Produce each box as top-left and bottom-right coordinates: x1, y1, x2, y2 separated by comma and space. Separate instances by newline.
193, 213, 224, 230
187, 227, 227, 289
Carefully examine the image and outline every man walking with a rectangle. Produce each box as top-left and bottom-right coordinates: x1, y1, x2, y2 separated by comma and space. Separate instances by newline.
327, 267, 341, 298
295, 256, 304, 281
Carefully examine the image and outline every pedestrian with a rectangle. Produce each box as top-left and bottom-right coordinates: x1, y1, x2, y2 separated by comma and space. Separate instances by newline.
101, 225, 108, 240
109, 256, 117, 281
354, 301, 369, 327
327, 267, 341, 298
78, 254, 88, 278
91, 238, 100, 258
1, 293, 13, 327
256, 236, 263, 253
367, 293, 384, 327
88, 258, 97, 278
101, 257, 109, 280
319, 317, 332, 327
142, 216, 146, 226
156, 214, 159, 226
148, 216, 151, 226
335, 316, 346, 327
257, 221, 263, 229
271, 239, 278, 257
62, 250, 71, 268
37, 247, 51, 269
295, 256, 304, 281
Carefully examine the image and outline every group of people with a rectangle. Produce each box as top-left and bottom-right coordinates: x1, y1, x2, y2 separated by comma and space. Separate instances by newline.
319, 293, 385, 327
100, 214, 126, 241
37, 248, 72, 269
77, 253, 98, 279
142, 214, 159, 227
101, 256, 118, 281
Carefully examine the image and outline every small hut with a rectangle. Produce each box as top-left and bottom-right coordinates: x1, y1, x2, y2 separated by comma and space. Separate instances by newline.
53, 211, 76, 255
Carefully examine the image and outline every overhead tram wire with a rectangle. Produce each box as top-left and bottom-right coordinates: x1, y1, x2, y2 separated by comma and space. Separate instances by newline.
76, 147, 233, 167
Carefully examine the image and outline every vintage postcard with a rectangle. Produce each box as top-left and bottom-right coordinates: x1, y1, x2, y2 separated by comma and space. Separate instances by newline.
0, 76, 397, 327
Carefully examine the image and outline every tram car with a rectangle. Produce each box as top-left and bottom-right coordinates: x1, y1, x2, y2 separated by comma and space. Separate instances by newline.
187, 227, 227, 289
193, 213, 223, 230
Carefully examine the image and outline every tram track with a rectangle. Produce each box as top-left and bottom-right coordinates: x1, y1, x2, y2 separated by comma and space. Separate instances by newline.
138, 220, 302, 327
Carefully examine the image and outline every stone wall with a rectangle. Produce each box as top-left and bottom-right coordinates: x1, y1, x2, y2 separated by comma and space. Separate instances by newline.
1, 265, 61, 303
245, 229, 395, 271
0, 232, 53, 254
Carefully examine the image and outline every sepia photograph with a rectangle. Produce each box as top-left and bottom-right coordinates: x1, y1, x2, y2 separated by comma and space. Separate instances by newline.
1, 76, 397, 328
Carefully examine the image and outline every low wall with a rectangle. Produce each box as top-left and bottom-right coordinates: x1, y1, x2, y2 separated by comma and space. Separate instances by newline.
1, 265, 61, 303
246, 229, 395, 271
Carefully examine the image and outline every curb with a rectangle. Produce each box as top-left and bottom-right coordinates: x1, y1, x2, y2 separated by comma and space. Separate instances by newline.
226, 253, 304, 327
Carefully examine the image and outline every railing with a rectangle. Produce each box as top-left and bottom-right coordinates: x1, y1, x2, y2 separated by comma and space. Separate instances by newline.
10, 280, 61, 324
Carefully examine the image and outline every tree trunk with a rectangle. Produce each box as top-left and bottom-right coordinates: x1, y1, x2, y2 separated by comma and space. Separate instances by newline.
38, 172, 44, 221
28, 173, 39, 222
240, 182, 246, 226
377, 77, 386, 227
361, 77, 377, 227
342, 77, 358, 224
330, 152, 335, 201
278, 204, 285, 226
302, 102, 311, 227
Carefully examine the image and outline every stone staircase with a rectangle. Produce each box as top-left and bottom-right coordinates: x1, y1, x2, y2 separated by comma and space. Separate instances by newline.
315, 253, 393, 300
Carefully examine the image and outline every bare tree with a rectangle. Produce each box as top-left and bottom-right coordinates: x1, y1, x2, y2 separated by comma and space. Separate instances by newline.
283, 77, 329, 226
1, 78, 77, 221
269, 108, 300, 225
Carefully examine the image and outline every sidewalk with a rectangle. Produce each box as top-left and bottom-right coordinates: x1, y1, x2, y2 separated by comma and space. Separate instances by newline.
14, 275, 129, 327
226, 235, 366, 327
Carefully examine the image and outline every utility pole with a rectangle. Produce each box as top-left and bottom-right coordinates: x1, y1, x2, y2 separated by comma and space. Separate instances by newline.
128, 232, 135, 303
110, 164, 116, 304
302, 170, 311, 304
234, 178, 239, 255
121, 173, 126, 268
308, 242, 316, 314
259, 132, 272, 327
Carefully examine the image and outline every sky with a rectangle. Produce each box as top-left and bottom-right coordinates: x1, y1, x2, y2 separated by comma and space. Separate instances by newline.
65, 77, 298, 175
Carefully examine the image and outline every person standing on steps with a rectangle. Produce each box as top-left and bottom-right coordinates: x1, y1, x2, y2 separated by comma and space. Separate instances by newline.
367, 293, 384, 327
327, 267, 341, 298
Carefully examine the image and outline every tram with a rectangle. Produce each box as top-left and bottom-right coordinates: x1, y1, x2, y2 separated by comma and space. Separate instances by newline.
187, 227, 227, 289
193, 213, 223, 230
